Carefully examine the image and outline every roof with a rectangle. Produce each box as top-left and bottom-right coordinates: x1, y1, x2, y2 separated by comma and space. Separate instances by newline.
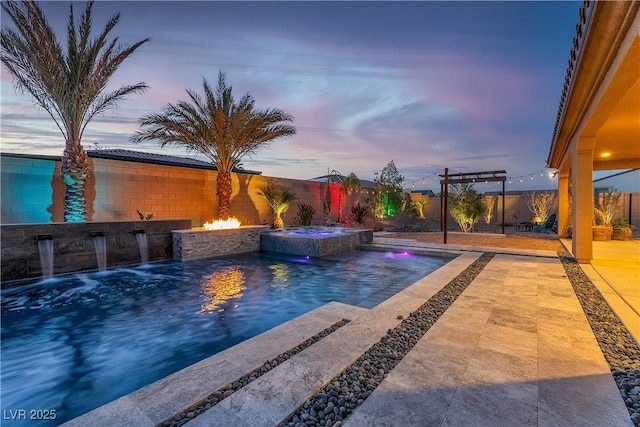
86, 149, 262, 175
547, 1, 640, 170
308, 173, 375, 189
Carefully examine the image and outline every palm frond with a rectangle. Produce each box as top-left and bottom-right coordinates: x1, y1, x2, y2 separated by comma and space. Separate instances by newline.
132, 70, 296, 168
1, 0, 147, 146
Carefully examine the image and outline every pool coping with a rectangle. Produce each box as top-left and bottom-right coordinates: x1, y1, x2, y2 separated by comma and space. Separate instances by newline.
60, 301, 369, 427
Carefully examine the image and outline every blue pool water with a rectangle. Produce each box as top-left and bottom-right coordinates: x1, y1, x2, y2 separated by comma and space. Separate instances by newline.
1, 249, 452, 426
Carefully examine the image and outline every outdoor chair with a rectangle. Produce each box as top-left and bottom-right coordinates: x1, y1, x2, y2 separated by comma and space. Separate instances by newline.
535, 213, 557, 234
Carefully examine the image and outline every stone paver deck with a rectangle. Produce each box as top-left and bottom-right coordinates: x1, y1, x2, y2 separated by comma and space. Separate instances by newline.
345, 253, 631, 427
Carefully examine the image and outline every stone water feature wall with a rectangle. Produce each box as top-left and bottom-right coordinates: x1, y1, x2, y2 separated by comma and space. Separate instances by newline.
0, 219, 191, 284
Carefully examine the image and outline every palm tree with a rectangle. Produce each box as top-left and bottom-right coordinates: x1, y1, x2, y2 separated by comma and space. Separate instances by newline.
1, 1, 148, 222
131, 71, 296, 219
257, 178, 297, 229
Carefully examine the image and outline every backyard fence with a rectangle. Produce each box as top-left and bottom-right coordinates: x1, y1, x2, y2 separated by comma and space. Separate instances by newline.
2, 153, 638, 227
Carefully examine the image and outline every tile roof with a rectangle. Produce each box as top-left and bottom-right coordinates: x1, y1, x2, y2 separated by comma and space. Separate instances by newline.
87, 149, 261, 175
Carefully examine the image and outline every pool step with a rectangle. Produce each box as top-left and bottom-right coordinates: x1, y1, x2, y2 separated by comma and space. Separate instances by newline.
60, 301, 369, 427
182, 253, 480, 426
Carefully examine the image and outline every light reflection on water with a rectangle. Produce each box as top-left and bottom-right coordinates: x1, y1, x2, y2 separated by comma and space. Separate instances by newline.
1, 249, 453, 426
199, 267, 246, 314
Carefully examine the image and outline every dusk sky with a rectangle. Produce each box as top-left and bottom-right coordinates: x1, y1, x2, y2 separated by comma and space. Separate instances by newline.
1, 1, 583, 191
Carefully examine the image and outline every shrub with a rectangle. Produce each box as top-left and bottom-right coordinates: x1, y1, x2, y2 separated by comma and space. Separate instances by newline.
594, 190, 622, 226
136, 209, 154, 220
407, 200, 428, 219
482, 195, 496, 225
294, 203, 315, 226
448, 183, 485, 233
526, 191, 555, 224
257, 178, 296, 229
351, 202, 369, 224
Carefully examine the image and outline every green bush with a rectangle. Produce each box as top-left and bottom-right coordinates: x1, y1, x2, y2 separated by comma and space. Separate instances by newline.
448, 183, 485, 232
612, 218, 634, 230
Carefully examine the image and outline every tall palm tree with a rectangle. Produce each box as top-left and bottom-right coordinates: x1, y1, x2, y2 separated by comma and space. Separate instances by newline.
131, 71, 296, 220
1, 1, 148, 222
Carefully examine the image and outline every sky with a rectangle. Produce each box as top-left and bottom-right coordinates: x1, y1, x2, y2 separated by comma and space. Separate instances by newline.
1, 0, 583, 192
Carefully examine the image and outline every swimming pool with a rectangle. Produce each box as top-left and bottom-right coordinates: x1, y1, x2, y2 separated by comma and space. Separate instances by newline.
1, 249, 452, 426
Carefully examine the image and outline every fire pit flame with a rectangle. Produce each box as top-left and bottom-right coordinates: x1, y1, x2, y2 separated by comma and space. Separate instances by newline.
203, 217, 241, 230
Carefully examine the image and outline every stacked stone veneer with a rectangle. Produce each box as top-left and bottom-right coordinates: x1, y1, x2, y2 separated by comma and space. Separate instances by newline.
0, 219, 191, 284
172, 226, 270, 261
260, 228, 374, 257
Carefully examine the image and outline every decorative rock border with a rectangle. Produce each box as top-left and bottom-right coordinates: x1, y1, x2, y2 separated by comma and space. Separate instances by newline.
278, 253, 495, 427
558, 252, 640, 426
159, 319, 351, 427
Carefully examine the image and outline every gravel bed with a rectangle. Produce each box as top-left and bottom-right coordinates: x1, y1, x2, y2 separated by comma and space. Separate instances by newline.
559, 252, 640, 426
159, 319, 350, 427
278, 253, 495, 427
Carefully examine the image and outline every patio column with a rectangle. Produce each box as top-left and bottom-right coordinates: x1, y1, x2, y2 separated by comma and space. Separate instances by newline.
571, 136, 595, 263
558, 170, 570, 238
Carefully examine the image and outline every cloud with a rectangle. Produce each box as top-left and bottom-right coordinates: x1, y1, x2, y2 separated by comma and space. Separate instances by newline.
1, 0, 578, 192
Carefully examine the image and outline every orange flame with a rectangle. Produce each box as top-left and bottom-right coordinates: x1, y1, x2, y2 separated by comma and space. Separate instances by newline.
203, 217, 241, 230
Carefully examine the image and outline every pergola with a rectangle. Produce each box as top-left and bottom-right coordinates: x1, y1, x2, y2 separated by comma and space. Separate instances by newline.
546, 1, 639, 263
439, 169, 506, 244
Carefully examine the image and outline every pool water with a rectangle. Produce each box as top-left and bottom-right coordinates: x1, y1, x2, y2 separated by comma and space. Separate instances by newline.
1, 249, 451, 426
279, 226, 348, 237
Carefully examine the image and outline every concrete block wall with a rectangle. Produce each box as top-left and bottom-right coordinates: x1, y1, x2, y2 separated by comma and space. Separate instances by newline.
0, 154, 357, 227
89, 158, 216, 225
2, 153, 637, 227
0, 155, 59, 223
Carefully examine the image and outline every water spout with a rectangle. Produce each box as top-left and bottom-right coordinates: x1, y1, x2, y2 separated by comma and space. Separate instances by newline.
133, 230, 149, 264
90, 232, 107, 271
36, 234, 54, 279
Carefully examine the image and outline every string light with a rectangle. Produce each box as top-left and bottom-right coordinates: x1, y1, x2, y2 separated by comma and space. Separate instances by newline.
399, 167, 558, 192
504, 168, 557, 185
